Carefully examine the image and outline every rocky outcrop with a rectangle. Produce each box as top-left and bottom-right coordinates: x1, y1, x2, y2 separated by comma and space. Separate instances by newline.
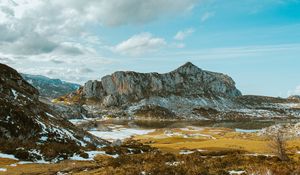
59, 62, 300, 120
259, 122, 300, 138
288, 95, 300, 102
0, 63, 108, 161
82, 62, 241, 107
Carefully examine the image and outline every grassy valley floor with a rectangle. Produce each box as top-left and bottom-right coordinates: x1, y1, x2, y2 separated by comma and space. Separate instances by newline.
1, 123, 300, 175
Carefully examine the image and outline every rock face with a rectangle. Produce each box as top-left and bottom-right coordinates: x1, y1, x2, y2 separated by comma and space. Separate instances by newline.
0, 63, 108, 161
21, 73, 80, 98
60, 62, 300, 120
82, 62, 241, 107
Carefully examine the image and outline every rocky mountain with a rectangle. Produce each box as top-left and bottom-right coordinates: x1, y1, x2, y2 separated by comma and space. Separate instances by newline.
21, 73, 80, 98
82, 62, 241, 107
0, 63, 108, 161
58, 62, 300, 120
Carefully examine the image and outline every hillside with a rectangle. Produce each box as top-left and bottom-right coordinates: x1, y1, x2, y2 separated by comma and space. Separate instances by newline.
0, 63, 108, 161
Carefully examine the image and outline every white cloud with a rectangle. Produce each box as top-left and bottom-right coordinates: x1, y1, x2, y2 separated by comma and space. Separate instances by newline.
288, 85, 300, 96
114, 33, 166, 56
0, 0, 94, 57
201, 11, 215, 22
13, 55, 115, 84
0, 57, 14, 64
53, 0, 198, 26
174, 28, 195, 41
0, 0, 200, 58
0, 0, 202, 84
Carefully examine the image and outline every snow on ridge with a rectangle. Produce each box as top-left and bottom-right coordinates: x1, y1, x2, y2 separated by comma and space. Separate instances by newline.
11, 89, 18, 99
45, 112, 55, 118
35, 117, 91, 147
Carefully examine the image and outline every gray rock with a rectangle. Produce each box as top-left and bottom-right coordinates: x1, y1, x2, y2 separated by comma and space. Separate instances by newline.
81, 62, 242, 106
111, 139, 122, 147
57, 62, 300, 120
82, 80, 105, 98
102, 94, 119, 107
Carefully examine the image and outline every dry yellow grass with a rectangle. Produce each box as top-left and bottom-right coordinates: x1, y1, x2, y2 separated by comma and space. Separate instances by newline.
0, 158, 17, 166
134, 127, 300, 154
0, 159, 97, 175
151, 138, 269, 153
1, 127, 300, 174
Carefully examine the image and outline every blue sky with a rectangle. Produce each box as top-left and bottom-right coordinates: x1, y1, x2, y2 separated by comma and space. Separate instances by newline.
0, 0, 300, 97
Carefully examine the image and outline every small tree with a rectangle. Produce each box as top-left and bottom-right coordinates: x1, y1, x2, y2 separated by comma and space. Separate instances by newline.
268, 129, 289, 161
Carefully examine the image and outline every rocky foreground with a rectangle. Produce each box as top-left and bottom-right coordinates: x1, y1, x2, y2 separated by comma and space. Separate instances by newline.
57, 62, 300, 120
0, 63, 108, 162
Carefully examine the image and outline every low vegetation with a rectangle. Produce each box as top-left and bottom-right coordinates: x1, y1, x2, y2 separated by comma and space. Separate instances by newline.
1, 127, 300, 175
74, 148, 300, 175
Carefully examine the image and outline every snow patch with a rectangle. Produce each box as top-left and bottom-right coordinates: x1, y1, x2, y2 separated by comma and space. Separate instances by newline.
11, 89, 17, 99
83, 136, 91, 143
179, 150, 195, 155
68, 118, 95, 125
45, 112, 55, 118
0, 168, 7, 172
0, 152, 19, 160
164, 130, 215, 139
235, 128, 260, 133
18, 160, 50, 164
40, 136, 48, 141
89, 128, 155, 141
179, 149, 205, 155
228, 170, 246, 175
70, 151, 118, 161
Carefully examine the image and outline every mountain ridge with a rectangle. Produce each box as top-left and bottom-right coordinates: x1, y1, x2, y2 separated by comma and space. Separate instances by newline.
21, 73, 80, 98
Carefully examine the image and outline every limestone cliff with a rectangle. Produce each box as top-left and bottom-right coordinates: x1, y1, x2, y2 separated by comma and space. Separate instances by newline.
82, 62, 241, 107
58, 62, 300, 120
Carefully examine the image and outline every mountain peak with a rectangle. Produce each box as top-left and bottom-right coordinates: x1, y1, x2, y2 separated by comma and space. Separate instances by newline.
182, 61, 196, 67
174, 62, 202, 74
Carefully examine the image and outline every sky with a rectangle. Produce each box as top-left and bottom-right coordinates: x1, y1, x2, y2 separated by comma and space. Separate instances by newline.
0, 0, 300, 97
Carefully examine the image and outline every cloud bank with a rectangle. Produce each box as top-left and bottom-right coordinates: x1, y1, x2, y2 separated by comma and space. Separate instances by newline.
114, 33, 167, 56
0, 0, 198, 57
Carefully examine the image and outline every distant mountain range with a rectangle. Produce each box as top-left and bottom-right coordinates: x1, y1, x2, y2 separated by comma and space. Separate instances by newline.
58, 62, 300, 120
21, 73, 80, 98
